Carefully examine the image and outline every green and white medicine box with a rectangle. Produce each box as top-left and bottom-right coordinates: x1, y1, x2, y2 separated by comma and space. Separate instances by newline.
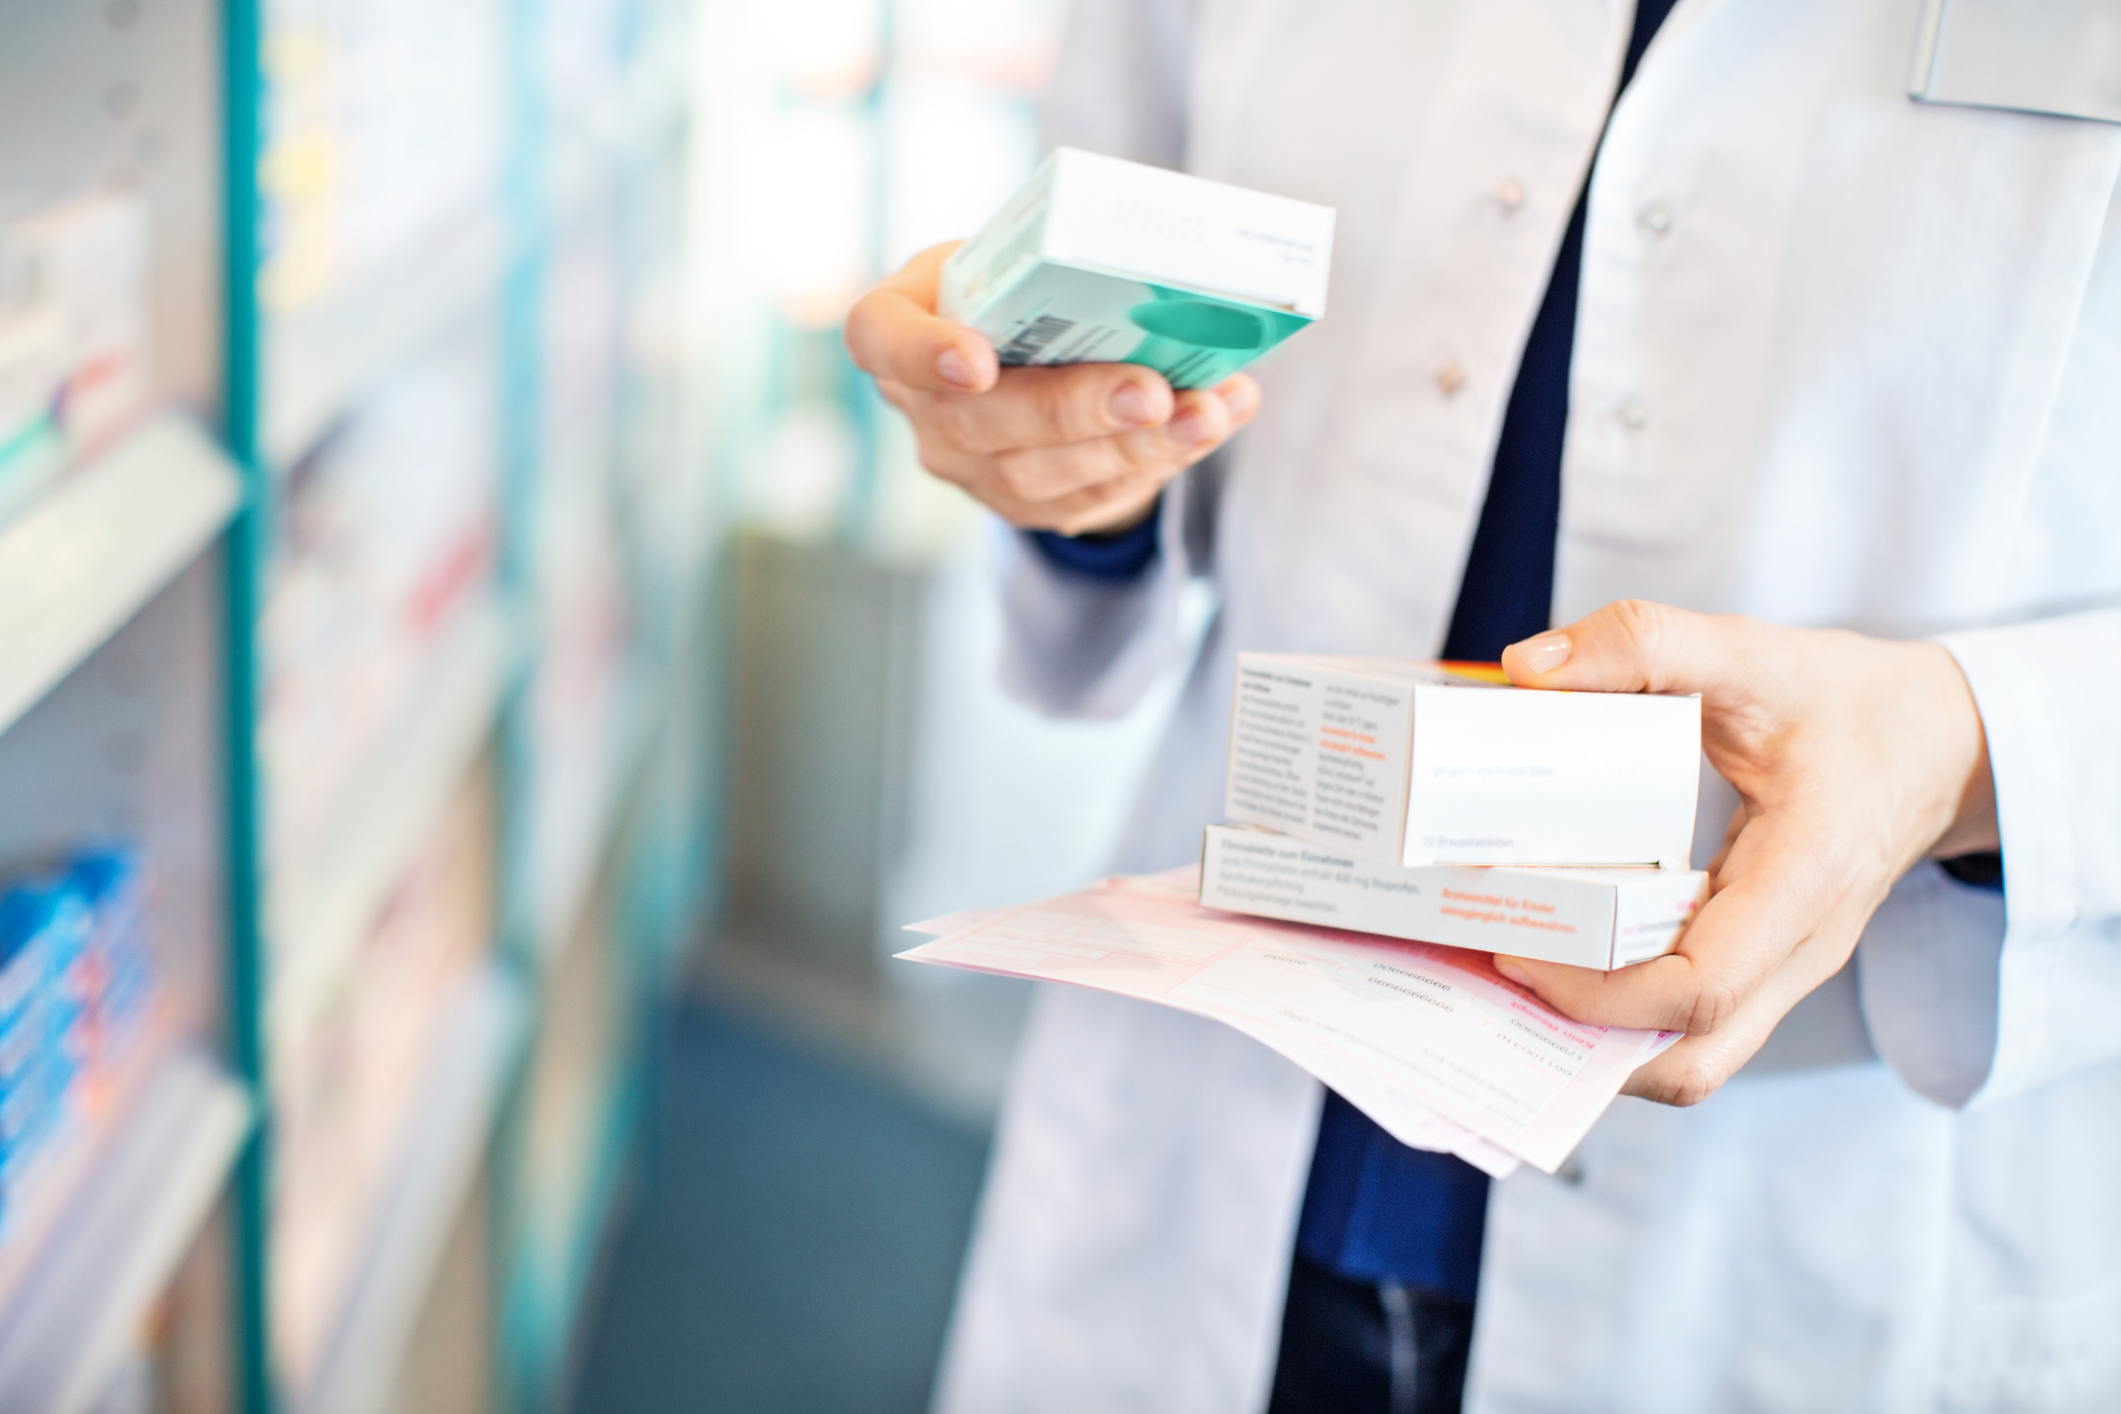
938, 148, 1334, 390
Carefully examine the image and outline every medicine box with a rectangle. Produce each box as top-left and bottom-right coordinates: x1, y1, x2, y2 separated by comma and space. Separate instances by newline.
0, 191, 152, 524
937, 147, 1335, 390
1225, 654, 1701, 868
1198, 824, 1709, 970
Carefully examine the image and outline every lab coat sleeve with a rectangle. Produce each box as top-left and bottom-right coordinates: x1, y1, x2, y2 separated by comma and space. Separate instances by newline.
997, 458, 1219, 720
1904, 608, 2121, 1105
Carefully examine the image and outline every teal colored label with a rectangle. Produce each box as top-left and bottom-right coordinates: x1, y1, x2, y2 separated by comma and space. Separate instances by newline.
1121, 285, 1311, 389
966, 260, 1312, 391
0, 413, 63, 527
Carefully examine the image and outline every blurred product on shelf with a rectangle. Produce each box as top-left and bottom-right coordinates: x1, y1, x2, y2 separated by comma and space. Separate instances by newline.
0, 192, 152, 525
529, 215, 636, 927
272, 766, 494, 1393
260, 0, 507, 310
262, 344, 498, 867
0, 845, 157, 1240
611, 164, 701, 612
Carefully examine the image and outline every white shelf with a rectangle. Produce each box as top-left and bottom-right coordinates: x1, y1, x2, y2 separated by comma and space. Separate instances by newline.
264, 204, 510, 470
534, 661, 664, 963
0, 413, 243, 741
268, 604, 516, 1049
298, 964, 527, 1414
0, 1051, 252, 1414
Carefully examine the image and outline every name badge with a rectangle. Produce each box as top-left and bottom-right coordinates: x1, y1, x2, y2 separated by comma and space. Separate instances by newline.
1911, 0, 2121, 124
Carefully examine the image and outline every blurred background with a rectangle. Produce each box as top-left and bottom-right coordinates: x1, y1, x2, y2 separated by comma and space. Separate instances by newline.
0, 0, 1194, 1411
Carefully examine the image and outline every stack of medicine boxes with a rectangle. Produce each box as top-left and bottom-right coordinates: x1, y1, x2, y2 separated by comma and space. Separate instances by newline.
1199, 655, 1713, 970
0, 848, 154, 1235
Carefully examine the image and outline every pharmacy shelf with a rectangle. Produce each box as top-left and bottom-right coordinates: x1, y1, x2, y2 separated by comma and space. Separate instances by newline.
263, 204, 510, 471
299, 964, 528, 1414
532, 663, 665, 964
267, 604, 517, 1048
0, 413, 243, 740
0, 1051, 252, 1414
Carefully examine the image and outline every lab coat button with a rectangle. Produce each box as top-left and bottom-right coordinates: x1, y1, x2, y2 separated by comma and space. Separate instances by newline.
1639, 205, 1673, 235
1618, 400, 1649, 430
1435, 361, 1467, 397
1495, 179, 1526, 215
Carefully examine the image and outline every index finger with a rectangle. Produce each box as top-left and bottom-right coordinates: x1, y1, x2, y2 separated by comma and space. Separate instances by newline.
844, 242, 1000, 395
1493, 807, 1839, 1035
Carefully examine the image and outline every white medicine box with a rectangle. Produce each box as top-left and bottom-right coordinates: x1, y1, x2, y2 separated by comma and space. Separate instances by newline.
1225, 654, 1701, 868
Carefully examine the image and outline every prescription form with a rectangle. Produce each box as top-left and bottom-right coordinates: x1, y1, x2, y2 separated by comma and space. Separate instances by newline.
900, 871, 1679, 1177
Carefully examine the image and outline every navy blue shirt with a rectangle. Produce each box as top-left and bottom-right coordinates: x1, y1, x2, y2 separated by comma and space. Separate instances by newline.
1033, 0, 1684, 1302
1294, 0, 1683, 1303
1029, 501, 1161, 580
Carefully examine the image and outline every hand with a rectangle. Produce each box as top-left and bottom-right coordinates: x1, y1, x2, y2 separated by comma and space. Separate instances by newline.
1494, 601, 2000, 1106
844, 243, 1262, 536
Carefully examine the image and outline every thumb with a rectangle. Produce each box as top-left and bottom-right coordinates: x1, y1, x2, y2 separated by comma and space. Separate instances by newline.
1499, 599, 1749, 700
844, 242, 1000, 395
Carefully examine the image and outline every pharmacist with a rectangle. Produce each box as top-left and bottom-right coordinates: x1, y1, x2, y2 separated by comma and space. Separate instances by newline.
848, 2, 2121, 1411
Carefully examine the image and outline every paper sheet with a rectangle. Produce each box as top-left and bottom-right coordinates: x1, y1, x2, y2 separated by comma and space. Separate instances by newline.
901, 871, 1676, 1174
905, 888, 1519, 1174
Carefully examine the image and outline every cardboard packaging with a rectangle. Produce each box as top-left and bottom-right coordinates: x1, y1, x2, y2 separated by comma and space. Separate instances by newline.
938, 147, 1335, 390
0, 191, 152, 523
1198, 824, 1709, 970
1226, 653, 1702, 868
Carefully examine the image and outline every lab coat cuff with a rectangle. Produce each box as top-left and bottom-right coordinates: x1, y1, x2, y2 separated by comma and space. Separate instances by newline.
1937, 608, 2121, 1103
994, 487, 1195, 720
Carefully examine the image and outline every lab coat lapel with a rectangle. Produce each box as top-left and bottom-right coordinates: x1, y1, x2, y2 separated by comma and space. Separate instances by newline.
1326, 0, 1624, 651
1195, 0, 1632, 658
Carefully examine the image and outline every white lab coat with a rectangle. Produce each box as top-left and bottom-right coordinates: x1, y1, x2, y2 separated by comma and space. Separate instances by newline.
933, 1, 2121, 1410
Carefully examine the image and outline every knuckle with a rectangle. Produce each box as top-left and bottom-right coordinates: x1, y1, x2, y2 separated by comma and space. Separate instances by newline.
909, 429, 976, 488
1114, 426, 1182, 480
1035, 378, 1089, 443
1664, 1057, 1729, 1108
1684, 974, 1742, 1036
913, 445, 968, 487
1088, 433, 1143, 482
989, 449, 1045, 501
927, 394, 984, 451
1051, 479, 1133, 539
1611, 598, 1675, 656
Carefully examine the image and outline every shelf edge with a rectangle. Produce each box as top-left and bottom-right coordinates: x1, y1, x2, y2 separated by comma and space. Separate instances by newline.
0, 1050, 254, 1414
0, 413, 244, 740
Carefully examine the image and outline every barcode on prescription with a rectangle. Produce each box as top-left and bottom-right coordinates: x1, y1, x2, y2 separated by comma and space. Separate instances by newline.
999, 315, 1076, 364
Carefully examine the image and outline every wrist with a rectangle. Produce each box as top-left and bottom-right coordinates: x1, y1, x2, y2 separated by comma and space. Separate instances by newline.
1066, 497, 1159, 539
1914, 642, 2001, 858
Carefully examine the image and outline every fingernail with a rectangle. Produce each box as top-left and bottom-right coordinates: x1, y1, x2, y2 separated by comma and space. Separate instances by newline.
936, 347, 973, 389
1493, 956, 1533, 987
1109, 383, 1153, 427
1219, 380, 1260, 421
1514, 632, 1572, 675
1169, 408, 1215, 448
